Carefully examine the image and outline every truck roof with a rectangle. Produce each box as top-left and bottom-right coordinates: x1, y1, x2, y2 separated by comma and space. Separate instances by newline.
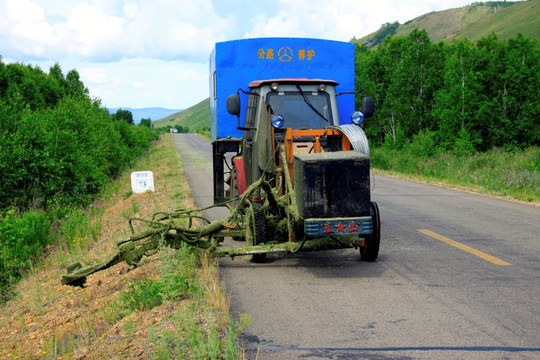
249, 79, 339, 88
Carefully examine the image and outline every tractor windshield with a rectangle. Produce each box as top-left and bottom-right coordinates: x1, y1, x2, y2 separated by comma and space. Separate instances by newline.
266, 90, 333, 130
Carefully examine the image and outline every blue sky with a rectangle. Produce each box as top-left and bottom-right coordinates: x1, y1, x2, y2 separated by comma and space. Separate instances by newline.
0, 0, 475, 110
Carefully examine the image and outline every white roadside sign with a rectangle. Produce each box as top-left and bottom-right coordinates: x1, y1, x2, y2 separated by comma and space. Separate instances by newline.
131, 171, 155, 193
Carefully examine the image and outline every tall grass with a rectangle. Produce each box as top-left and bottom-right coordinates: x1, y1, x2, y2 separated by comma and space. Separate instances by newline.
115, 245, 249, 359
0, 210, 51, 302
372, 143, 539, 203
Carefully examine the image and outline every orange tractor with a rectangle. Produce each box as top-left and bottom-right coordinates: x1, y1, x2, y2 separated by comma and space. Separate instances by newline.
210, 38, 380, 262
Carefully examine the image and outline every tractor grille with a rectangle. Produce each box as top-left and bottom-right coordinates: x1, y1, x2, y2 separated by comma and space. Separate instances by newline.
294, 151, 370, 219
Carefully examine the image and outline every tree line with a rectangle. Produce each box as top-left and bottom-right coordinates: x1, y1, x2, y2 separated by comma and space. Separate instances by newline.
472, 1, 518, 9
355, 30, 539, 154
0, 58, 157, 212
0, 57, 159, 295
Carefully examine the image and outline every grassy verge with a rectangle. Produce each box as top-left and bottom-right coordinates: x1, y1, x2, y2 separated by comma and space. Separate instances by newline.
0, 133, 246, 359
371, 146, 539, 204
196, 127, 211, 141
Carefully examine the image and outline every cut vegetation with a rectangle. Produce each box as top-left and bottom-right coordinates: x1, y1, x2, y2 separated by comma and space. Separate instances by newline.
0, 134, 247, 359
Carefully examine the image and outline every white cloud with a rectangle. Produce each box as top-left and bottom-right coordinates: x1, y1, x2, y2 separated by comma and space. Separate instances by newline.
64, 3, 124, 59
1, 0, 236, 62
1, 0, 474, 62
123, 0, 138, 18
75, 58, 208, 109
132, 81, 145, 88
79, 67, 109, 85
120, 0, 236, 61
0, 0, 477, 108
243, 0, 473, 41
3, 0, 59, 57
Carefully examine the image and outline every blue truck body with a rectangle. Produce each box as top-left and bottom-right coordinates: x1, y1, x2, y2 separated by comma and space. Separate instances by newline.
209, 37, 355, 142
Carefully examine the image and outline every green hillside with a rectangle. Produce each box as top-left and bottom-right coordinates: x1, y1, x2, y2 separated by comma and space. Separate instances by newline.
394, 5, 496, 41
357, 1, 539, 47
447, 0, 540, 41
153, 98, 210, 130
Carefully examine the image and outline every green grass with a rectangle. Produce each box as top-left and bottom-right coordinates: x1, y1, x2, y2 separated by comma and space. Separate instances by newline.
111, 245, 248, 359
449, 0, 540, 41
118, 245, 199, 313
72, 244, 247, 359
148, 302, 250, 360
0, 210, 51, 302
372, 146, 540, 203
395, 5, 495, 41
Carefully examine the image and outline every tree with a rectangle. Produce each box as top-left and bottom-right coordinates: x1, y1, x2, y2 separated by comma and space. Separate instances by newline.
139, 118, 152, 128
66, 69, 89, 98
497, 34, 540, 148
360, 35, 409, 145
174, 125, 189, 133
356, 31, 540, 151
112, 109, 134, 125
49, 63, 64, 81
0, 56, 7, 99
434, 39, 484, 150
387, 29, 444, 138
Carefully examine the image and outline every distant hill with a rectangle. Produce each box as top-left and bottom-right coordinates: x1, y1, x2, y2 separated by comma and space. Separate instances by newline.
152, 98, 210, 131
107, 107, 183, 124
445, 0, 540, 41
356, 1, 539, 47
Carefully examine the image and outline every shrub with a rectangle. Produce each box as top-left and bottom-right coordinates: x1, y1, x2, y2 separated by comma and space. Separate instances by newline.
406, 130, 438, 158
0, 209, 51, 301
0, 96, 158, 211
0, 60, 159, 300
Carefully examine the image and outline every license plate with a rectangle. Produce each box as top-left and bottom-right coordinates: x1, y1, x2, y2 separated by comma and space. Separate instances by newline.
304, 217, 372, 236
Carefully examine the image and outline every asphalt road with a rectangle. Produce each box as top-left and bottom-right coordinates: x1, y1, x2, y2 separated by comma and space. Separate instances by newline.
173, 133, 540, 360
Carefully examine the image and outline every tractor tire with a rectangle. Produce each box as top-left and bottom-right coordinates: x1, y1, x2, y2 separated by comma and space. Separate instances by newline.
250, 207, 267, 263
360, 201, 380, 262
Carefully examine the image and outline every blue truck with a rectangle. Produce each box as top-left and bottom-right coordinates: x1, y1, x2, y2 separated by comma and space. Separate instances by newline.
210, 37, 380, 262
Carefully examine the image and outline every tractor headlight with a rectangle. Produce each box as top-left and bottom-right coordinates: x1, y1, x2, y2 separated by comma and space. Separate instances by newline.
271, 114, 284, 128
351, 111, 365, 125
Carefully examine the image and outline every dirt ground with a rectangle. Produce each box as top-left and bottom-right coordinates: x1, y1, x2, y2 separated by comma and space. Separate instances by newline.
0, 135, 211, 359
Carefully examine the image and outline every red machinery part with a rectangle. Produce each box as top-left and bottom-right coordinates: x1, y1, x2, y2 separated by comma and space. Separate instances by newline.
233, 156, 247, 195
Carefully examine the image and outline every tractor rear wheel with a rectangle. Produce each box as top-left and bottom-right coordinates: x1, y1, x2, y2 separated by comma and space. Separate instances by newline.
360, 201, 380, 262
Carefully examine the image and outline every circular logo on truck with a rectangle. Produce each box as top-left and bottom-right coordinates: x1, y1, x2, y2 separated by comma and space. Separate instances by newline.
278, 47, 293, 62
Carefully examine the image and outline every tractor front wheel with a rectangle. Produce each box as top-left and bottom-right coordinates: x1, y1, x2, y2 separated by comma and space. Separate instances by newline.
360, 201, 380, 262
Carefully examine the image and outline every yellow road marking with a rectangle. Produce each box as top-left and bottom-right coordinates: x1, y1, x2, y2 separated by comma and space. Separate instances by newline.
417, 229, 511, 266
